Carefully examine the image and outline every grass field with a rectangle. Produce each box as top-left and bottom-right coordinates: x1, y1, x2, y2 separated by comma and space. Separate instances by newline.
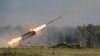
0, 48, 100, 56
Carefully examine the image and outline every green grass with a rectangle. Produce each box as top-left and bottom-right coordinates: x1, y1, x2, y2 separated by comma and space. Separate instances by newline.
0, 48, 100, 56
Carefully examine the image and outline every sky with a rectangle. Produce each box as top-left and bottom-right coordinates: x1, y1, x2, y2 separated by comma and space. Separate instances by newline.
0, 0, 100, 27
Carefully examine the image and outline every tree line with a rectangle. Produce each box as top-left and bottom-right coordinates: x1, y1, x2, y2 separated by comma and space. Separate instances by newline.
46, 24, 100, 48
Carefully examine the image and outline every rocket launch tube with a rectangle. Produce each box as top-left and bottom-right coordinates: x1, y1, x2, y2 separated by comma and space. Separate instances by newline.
21, 31, 36, 40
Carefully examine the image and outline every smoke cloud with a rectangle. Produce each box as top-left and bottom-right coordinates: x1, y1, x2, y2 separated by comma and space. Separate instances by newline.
0, 25, 25, 47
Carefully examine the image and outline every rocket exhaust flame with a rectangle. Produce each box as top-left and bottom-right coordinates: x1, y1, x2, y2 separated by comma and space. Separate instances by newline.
8, 24, 46, 47
8, 37, 22, 47
8, 16, 62, 47
29, 24, 46, 32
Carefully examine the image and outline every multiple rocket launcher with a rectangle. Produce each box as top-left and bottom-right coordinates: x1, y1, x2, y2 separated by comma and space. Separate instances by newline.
8, 16, 62, 47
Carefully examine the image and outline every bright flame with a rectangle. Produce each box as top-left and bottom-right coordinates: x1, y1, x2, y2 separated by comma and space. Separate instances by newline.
8, 37, 22, 47
8, 24, 47, 47
29, 24, 46, 32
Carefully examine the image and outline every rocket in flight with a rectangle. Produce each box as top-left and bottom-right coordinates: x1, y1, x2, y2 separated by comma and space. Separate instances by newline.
8, 16, 62, 47
21, 16, 62, 40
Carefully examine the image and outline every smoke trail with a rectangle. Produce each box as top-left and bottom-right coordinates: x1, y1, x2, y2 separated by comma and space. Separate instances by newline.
0, 25, 25, 47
